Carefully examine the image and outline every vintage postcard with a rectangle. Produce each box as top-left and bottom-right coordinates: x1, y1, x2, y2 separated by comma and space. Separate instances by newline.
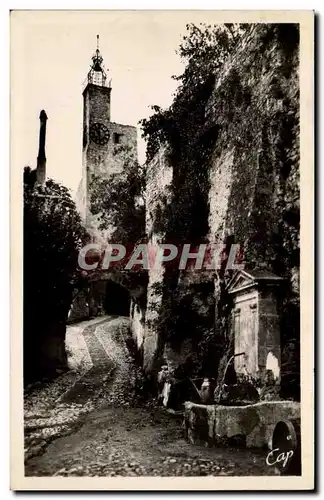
10, 10, 314, 490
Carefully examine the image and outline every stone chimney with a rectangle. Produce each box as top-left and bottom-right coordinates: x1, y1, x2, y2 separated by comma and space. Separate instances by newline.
36, 110, 48, 185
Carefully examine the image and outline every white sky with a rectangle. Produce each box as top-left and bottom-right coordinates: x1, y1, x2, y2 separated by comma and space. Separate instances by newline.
13, 10, 308, 197
13, 10, 233, 196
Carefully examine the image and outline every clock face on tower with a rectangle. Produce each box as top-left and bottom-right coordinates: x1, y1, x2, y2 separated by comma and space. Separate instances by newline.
89, 122, 110, 146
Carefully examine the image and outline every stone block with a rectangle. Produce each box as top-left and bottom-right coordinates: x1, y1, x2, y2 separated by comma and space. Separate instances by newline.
184, 402, 216, 447
184, 401, 300, 449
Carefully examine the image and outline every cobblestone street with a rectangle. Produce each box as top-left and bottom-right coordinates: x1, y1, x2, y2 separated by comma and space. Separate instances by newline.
24, 317, 275, 477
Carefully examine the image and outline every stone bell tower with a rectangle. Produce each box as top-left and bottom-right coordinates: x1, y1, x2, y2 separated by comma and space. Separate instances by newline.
77, 35, 137, 231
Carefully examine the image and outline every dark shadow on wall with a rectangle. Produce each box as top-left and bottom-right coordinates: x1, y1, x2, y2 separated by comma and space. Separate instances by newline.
104, 280, 131, 317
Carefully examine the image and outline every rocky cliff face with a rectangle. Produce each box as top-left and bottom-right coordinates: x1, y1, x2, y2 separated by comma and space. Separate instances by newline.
207, 24, 299, 276
138, 24, 300, 396
206, 24, 300, 397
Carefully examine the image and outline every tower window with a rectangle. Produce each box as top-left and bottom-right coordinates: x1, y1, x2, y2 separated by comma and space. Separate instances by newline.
113, 132, 122, 144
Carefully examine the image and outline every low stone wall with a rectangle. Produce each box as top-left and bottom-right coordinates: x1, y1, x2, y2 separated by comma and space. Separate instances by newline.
68, 288, 89, 324
184, 401, 300, 448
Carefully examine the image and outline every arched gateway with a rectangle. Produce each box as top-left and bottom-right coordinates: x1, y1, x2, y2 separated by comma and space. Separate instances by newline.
68, 269, 146, 323
104, 280, 130, 316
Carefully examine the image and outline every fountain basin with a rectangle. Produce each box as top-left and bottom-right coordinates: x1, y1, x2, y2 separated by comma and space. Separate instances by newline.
184, 400, 300, 448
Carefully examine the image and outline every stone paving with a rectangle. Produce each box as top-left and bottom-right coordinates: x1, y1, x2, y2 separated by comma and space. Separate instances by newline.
58, 318, 116, 404
25, 316, 276, 477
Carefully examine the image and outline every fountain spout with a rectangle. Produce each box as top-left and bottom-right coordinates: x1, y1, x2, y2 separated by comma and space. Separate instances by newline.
215, 352, 245, 404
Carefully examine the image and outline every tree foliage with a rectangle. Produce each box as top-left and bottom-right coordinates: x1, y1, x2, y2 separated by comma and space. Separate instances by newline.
88, 148, 148, 300
140, 23, 300, 398
90, 148, 146, 246
140, 23, 249, 163
139, 24, 249, 364
24, 167, 88, 382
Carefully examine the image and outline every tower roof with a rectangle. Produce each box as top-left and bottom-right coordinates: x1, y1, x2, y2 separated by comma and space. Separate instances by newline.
86, 35, 110, 87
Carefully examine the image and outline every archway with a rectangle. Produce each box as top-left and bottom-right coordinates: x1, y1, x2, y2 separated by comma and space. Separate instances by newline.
104, 280, 131, 316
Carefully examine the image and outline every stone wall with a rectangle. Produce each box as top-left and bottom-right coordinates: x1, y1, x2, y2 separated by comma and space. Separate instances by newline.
184, 400, 300, 449
206, 24, 300, 395
136, 24, 299, 389
86, 122, 137, 182
68, 288, 90, 324
143, 147, 173, 372
206, 24, 299, 275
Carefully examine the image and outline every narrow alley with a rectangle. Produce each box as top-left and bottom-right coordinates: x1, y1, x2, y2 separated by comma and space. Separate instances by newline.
24, 317, 275, 477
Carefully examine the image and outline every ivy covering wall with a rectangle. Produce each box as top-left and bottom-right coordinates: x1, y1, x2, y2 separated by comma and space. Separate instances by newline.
141, 24, 300, 398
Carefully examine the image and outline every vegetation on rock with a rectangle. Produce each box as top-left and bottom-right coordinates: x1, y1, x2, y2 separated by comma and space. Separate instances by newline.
140, 24, 249, 375
90, 146, 146, 246
140, 23, 300, 398
89, 146, 148, 306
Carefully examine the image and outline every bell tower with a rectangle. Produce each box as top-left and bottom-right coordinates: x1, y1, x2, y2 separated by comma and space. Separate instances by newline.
82, 35, 112, 186
87, 35, 108, 88
77, 35, 137, 232
83, 34, 112, 123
